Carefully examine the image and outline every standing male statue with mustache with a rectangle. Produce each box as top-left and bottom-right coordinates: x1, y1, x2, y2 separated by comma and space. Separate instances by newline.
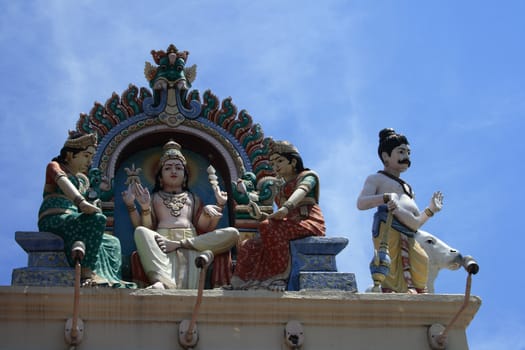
357, 128, 443, 293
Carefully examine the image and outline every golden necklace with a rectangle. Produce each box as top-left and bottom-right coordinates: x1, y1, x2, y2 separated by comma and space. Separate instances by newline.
158, 191, 188, 217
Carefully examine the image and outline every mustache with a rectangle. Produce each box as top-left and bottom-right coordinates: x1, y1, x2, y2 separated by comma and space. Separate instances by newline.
398, 159, 411, 167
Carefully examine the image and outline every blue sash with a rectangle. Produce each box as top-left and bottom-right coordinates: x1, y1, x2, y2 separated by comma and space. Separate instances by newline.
372, 205, 416, 238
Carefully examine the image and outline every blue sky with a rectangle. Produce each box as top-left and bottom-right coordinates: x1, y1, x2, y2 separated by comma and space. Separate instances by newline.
1, 1, 523, 348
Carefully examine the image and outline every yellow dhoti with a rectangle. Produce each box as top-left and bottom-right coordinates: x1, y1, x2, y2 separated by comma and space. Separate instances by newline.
374, 222, 429, 292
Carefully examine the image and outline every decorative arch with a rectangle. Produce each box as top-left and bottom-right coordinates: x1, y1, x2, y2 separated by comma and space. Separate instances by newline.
77, 85, 274, 185
94, 118, 249, 182
71, 44, 277, 244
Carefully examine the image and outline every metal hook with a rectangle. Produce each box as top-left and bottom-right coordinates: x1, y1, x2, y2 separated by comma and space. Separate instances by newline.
428, 256, 479, 349
284, 320, 304, 349
65, 241, 86, 347
178, 250, 214, 349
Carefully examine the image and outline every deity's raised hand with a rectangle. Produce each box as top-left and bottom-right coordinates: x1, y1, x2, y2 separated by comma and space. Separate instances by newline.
121, 183, 136, 206
212, 184, 228, 207
203, 204, 223, 218
429, 191, 444, 213
133, 183, 151, 207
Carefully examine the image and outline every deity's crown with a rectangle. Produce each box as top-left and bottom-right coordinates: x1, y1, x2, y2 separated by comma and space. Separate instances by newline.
270, 140, 299, 155
150, 44, 189, 65
64, 131, 97, 150
159, 140, 186, 167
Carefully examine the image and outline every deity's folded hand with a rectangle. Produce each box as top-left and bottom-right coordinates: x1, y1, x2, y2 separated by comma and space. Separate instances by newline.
79, 200, 102, 214
203, 204, 223, 218
428, 191, 444, 213
268, 206, 288, 220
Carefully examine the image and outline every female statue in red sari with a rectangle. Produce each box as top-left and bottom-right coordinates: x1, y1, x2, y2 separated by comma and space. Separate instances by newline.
231, 140, 326, 291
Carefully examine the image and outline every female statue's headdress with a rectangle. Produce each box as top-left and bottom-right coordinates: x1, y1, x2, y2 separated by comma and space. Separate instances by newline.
269, 140, 299, 156
63, 131, 97, 150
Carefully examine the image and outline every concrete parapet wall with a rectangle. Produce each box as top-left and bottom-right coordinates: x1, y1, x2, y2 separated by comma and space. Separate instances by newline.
0, 286, 480, 349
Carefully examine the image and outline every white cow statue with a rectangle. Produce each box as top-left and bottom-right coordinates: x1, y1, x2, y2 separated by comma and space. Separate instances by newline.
365, 230, 465, 293
414, 230, 463, 293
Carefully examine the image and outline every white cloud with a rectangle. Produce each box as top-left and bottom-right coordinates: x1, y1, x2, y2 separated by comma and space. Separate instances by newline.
311, 116, 379, 290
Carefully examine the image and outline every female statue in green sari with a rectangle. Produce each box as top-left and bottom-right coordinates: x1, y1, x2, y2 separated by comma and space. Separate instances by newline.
38, 131, 133, 287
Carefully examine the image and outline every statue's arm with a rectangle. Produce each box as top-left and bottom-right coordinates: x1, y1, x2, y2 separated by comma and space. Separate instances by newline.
357, 175, 385, 210
390, 205, 423, 231
392, 191, 444, 231
122, 183, 153, 229
127, 209, 142, 228
196, 207, 222, 232
55, 172, 100, 214
268, 174, 316, 220
269, 187, 308, 220
194, 191, 223, 233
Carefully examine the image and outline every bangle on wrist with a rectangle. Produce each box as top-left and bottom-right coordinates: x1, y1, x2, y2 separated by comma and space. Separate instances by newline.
283, 201, 294, 210
74, 195, 85, 206
127, 204, 136, 213
424, 207, 434, 217
141, 207, 151, 216
383, 193, 390, 204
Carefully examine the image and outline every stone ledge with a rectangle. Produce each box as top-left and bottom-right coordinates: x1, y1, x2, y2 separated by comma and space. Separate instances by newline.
0, 287, 481, 350
0, 287, 481, 327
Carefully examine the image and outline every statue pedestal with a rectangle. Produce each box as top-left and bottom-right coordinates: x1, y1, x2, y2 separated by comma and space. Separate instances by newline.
12, 232, 356, 292
288, 236, 355, 291
299, 271, 357, 291
11, 231, 74, 287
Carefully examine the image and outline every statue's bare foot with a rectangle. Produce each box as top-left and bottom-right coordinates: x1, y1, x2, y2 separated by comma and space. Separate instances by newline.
155, 235, 181, 253
225, 276, 255, 290
81, 271, 109, 288
267, 279, 286, 292
268, 284, 285, 292
146, 281, 165, 289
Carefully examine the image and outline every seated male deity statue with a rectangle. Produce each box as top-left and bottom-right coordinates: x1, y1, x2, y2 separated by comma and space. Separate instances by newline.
122, 140, 239, 289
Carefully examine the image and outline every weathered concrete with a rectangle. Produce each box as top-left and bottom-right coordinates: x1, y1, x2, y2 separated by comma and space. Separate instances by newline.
0, 286, 481, 349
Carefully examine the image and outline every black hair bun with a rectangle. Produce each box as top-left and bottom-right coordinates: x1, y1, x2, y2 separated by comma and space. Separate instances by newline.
379, 128, 396, 142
